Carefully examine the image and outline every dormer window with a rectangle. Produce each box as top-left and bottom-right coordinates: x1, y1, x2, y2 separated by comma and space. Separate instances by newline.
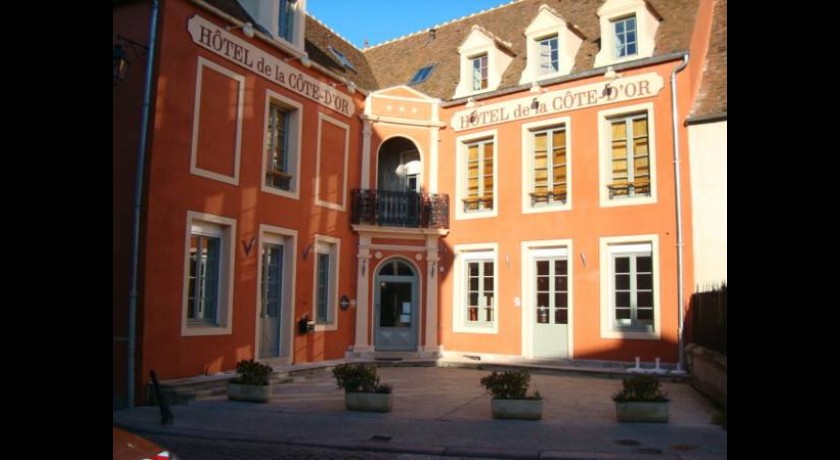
409, 65, 435, 85
454, 25, 515, 98
538, 35, 559, 74
238, 0, 307, 53
278, 0, 296, 42
613, 16, 637, 58
328, 46, 356, 71
472, 54, 488, 91
594, 0, 660, 67
519, 5, 583, 85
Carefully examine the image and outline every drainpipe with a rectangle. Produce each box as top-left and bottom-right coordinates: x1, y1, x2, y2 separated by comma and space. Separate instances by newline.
670, 54, 689, 372
127, 0, 160, 408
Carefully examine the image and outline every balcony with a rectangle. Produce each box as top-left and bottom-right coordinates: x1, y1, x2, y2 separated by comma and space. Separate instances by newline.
352, 189, 449, 229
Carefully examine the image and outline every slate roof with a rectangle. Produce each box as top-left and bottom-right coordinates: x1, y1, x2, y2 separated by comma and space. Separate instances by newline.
362, 0, 700, 100
200, 0, 707, 102
689, 0, 727, 119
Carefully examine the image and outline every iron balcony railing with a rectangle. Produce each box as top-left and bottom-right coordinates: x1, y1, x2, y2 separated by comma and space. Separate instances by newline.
352, 189, 449, 229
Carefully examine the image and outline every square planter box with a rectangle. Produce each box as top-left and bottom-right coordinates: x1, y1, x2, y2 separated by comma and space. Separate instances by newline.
490, 398, 543, 420
227, 383, 271, 403
615, 401, 669, 423
345, 392, 392, 413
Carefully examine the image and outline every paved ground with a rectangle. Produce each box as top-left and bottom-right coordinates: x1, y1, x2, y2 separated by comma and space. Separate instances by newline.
114, 366, 727, 459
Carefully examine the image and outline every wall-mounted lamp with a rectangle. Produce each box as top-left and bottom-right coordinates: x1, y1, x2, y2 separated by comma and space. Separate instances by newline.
466, 97, 479, 109
285, 55, 313, 68
529, 81, 546, 93
332, 80, 356, 95
430, 261, 436, 278
360, 258, 367, 276
113, 34, 149, 86
302, 243, 314, 260
603, 66, 622, 96
339, 295, 350, 311
530, 97, 541, 110
226, 22, 255, 38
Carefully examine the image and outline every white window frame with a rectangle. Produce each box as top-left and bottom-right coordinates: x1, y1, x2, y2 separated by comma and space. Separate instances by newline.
314, 113, 350, 211
519, 5, 582, 85
189, 57, 244, 186
471, 53, 488, 91
455, 129, 498, 220
538, 35, 559, 75
521, 116, 572, 214
254, 225, 297, 365
593, 0, 660, 68
181, 211, 236, 336
453, 26, 513, 98
312, 235, 340, 331
520, 239, 574, 358
612, 15, 638, 59
599, 235, 660, 340
598, 102, 657, 208
261, 90, 302, 200
452, 243, 498, 334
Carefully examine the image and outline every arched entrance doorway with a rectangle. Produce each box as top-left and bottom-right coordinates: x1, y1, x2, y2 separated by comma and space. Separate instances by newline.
374, 258, 419, 351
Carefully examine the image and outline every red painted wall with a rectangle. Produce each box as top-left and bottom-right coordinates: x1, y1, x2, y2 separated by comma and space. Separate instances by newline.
138, 0, 364, 382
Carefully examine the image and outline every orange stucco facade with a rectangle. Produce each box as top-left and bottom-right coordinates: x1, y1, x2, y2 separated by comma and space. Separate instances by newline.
114, 0, 721, 405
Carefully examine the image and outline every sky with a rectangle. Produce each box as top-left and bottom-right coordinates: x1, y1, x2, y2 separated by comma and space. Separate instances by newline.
307, 0, 514, 49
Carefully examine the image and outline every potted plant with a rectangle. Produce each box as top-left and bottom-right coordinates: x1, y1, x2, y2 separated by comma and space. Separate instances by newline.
332, 363, 392, 413
480, 369, 543, 420
227, 359, 273, 403
612, 374, 670, 422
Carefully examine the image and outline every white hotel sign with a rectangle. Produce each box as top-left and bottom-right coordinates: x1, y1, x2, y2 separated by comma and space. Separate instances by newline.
188, 15, 353, 117
451, 73, 664, 131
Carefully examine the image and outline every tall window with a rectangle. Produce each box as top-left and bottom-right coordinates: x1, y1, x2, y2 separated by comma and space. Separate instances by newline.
278, 0, 296, 41
464, 139, 494, 212
535, 258, 568, 325
266, 104, 293, 190
530, 126, 567, 206
611, 244, 654, 332
187, 231, 220, 325
607, 113, 649, 199
312, 237, 339, 328
539, 35, 559, 74
182, 212, 234, 336
613, 16, 637, 58
466, 259, 494, 325
263, 93, 301, 196
315, 253, 330, 322
471, 54, 488, 91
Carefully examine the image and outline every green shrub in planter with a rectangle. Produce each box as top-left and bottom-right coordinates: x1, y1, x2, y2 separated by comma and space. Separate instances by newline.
480, 369, 541, 400
231, 359, 272, 386
332, 363, 392, 394
612, 374, 669, 402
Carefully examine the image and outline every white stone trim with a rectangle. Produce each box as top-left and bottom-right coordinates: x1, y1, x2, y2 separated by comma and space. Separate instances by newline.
520, 239, 574, 359
452, 243, 499, 334
597, 101, 658, 208
314, 113, 350, 211
453, 27, 513, 99
519, 5, 583, 85
599, 234, 661, 340
181, 211, 237, 337
455, 129, 499, 220
189, 57, 244, 186
253, 224, 298, 365
260, 89, 303, 200
593, 0, 660, 68
312, 234, 340, 332
520, 116, 573, 214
